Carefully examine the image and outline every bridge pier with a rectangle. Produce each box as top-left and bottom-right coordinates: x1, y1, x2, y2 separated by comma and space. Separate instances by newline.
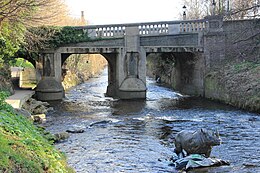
117, 49, 146, 99
35, 53, 64, 101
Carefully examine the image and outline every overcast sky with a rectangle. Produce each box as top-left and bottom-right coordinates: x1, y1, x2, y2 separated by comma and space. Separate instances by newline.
65, 0, 183, 25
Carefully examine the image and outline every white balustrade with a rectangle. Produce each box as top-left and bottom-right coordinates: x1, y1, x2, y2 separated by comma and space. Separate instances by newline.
139, 23, 169, 35
179, 21, 208, 33
95, 26, 126, 38
76, 19, 208, 39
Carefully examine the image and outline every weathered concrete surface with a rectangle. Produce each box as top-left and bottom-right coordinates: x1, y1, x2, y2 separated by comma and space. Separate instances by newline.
5, 90, 35, 109
36, 77, 64, 101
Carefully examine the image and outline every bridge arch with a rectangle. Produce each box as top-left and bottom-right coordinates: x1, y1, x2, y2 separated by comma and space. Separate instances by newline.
59, 52, 117, 97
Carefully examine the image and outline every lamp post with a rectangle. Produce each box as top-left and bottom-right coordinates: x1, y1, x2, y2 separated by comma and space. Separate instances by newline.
183, 5, 187, 20
212, 0, 216, 15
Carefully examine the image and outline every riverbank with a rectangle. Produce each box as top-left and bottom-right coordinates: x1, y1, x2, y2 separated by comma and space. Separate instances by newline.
205, 60, 260, 112
0, 91, 74, 172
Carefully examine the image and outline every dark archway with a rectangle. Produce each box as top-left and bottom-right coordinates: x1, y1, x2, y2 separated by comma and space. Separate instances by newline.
146, 52, 205, 96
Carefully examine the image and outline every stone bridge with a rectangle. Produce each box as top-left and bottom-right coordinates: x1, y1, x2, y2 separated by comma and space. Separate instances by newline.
35, 16, 225, 100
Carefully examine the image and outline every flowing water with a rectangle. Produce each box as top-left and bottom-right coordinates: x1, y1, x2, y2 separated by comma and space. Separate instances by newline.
45, 69, 260, 173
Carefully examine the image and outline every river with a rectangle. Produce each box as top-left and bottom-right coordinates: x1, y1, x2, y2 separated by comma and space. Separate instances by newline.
45, 69, 260, 173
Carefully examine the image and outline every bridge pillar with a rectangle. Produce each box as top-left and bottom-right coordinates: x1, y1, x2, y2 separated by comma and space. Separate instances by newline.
117, 49, 146, 99
102, 53, 118, 97
35, 53, 64, 101
116, 26, 146, 99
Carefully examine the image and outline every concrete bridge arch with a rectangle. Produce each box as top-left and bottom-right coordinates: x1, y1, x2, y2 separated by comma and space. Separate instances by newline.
59, 51, 119, 97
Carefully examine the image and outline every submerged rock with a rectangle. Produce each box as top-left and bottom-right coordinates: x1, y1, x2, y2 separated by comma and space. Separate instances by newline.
89, 120, 112, 127
66, 125, 85, 133
54, 132, 70, 142
32, 114, 46, 123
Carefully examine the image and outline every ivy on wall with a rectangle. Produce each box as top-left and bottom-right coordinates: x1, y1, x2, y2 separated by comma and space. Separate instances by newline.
26, 26, 90, 50
15, 26, 91, 61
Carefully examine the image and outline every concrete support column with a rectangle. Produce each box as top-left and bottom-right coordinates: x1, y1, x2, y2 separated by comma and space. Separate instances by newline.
42, 53, 55, 77
118, 51, 146, 99
103, 53, 118, 97
54, 52, 62, 82
116, 26, 147, 99
35, 52, 64, 101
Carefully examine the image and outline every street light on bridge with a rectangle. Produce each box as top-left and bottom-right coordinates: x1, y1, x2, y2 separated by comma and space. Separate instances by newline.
183, 5, 187, 20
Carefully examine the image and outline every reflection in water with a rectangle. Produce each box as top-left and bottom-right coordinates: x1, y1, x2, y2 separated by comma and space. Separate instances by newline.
46, 69, 260, 173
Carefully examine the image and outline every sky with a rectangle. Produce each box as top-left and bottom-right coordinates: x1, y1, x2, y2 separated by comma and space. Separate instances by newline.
65, 0, 183, 25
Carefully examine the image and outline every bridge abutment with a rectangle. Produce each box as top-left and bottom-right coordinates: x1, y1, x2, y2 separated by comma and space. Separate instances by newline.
172, 52, 205, 96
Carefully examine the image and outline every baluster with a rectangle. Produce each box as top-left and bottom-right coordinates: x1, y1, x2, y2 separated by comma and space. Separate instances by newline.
99, 28, 103, 37
107, 27, 110, 37
191, 23, 194, 32
147, 25, 150, 35
119, 26, 122, 35
110, 27, 114, 37
122, 26, 126, 35
148, 25, 152, 35
165, 24, 169, 33
114, 27, 117, 36
150, 25, 154, 34
138, 26, 141, 35
143, 25, 146, 35
161, 24, 165, 33
95, 28, 99, 37
154, 24, 157, 34
102, 28, 104, 37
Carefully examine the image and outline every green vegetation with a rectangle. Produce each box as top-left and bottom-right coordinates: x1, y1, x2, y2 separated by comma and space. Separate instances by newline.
9, 58, 34, 68
0, 91, 74, 173
27, 26, 90, 51
0, 23, 23, 65
233, 61, 260, 73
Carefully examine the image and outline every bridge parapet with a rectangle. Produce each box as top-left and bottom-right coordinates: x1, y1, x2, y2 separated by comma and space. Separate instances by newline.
75, 19, 209, 39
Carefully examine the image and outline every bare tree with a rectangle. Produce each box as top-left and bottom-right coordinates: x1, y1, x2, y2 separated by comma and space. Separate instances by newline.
227, 0, 260, 19
181, 0, 259, 19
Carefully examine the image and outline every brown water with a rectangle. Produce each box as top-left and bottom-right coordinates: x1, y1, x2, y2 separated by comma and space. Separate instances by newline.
45, 69, 260, 173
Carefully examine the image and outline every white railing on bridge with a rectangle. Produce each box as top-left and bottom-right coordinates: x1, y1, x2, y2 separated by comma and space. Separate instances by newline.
76, 19, 208, 38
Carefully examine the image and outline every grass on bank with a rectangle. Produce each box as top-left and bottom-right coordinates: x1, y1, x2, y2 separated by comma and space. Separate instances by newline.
0, 91, 74, 173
